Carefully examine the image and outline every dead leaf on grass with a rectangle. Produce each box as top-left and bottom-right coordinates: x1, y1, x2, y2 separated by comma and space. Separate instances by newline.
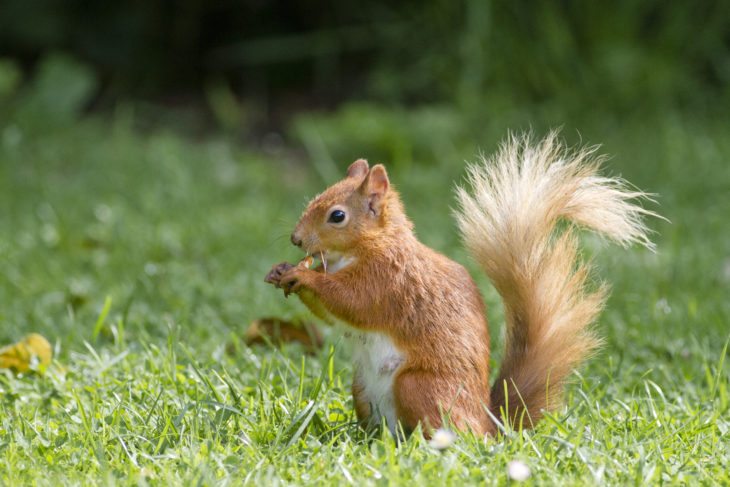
231, 318, 323, 355
0, 333, 53, 373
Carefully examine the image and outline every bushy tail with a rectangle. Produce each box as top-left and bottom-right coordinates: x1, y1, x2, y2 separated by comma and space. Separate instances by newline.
455, 132, 657, 429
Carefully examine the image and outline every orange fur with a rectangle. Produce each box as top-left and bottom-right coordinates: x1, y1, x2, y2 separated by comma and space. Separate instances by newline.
265, 133, 657, 437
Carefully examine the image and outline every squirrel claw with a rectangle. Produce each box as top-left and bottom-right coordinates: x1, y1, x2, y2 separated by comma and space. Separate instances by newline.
280, 275, 300, 296
279, 267, 302, 296
266, 262, 302, 296
265, 262, 294, 288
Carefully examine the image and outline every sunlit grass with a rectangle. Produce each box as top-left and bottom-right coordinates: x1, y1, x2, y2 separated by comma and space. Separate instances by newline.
0, 105, 728, 484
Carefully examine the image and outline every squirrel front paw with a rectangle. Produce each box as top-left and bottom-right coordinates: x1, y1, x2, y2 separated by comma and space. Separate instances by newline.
264, 262, 294, 288
265, 262, 307, 297
278, 267, 305, 297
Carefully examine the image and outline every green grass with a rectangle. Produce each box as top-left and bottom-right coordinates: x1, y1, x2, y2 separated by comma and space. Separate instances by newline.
0, 104, 728, 485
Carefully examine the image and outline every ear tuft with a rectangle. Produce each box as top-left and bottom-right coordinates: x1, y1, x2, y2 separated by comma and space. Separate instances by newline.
361, 164, 390, 216
367, 164, 389, 195
347, 159, 369, 179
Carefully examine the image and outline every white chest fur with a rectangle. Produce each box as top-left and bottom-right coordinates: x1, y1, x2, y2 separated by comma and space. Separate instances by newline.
348, 330, 405, 433
305, 252, 405, 431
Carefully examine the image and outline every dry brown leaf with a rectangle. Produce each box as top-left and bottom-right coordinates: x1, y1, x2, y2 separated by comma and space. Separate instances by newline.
233, 317, 323, 354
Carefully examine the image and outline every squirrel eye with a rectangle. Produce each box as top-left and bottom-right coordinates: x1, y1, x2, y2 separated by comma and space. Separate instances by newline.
328, 209, 346, 224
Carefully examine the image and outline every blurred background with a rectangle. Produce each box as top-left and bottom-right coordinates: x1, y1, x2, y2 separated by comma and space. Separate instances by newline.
2, 0, 728, 140
0, 1, 729, 348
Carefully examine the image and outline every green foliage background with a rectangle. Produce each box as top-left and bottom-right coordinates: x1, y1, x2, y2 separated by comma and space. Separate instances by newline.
2, 0, 728, 110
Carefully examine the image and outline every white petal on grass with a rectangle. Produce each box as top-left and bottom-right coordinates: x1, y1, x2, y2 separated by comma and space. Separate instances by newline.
507, 460, 531, 481
429, 428, 456, 450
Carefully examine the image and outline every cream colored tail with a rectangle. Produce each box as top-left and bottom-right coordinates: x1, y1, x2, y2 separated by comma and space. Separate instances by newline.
455, 132, 657, 429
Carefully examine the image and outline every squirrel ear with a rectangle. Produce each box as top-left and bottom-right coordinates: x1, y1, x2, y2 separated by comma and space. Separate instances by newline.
360, 164, 389, 216
347, 159, 369, 179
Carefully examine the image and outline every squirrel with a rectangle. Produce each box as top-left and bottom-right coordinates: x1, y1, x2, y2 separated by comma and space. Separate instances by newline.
265, 132, 657, 438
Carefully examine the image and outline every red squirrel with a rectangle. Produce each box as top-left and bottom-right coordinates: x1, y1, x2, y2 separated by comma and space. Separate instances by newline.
265, 132, 656, 437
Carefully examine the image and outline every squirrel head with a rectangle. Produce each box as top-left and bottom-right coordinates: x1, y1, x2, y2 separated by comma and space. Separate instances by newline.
291, 159, 410, 261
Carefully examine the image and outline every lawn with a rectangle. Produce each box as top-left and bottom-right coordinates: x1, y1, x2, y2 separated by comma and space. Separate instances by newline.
0, 99, 728, 485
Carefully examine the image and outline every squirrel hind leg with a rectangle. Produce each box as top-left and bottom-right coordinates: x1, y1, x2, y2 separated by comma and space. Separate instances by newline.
393, 370, 491, 438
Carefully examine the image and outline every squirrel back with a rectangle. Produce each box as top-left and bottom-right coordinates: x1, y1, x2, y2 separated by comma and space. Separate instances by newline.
455, 132, 657, 427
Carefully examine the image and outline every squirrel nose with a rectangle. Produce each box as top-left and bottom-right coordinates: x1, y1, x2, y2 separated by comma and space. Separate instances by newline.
291, 233, 303, 247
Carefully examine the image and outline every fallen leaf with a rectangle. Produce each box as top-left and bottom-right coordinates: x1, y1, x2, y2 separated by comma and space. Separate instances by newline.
0, 333, 53, 373
232, 318, 323, 354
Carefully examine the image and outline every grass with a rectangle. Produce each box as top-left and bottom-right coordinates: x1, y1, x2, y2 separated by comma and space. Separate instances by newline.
0, 102, 728, 485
